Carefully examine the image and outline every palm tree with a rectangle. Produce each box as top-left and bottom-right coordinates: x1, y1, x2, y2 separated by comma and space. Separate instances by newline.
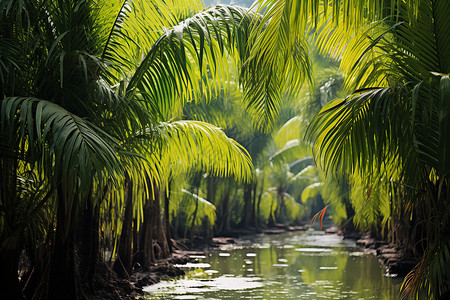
308, 2, 450, 297
111, 120, 254, 277
1, 2, 124, 298
248, 0, 450, 297
1, 1, 297, 299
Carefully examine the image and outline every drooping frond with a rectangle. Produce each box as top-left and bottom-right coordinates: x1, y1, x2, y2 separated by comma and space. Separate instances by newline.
181, 188, 216, 226
314, 12, 393, 91
301, 182, 323, 204
273, 116, 309, 147
145, 120, 254, 186
183, 86, 256, 139
269, 140, 312, 165
103, 3, 305, 129
304, 1, 450, 297
1, 97, 122, 194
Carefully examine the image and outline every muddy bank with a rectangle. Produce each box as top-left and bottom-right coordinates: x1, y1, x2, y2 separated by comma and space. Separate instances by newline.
85, 225, 309, 300
325, 226, 417, 277
85, 262, 187, 300
86, 225, 412, 299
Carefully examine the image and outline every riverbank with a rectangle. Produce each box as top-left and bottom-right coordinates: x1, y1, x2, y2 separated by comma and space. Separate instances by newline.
140, 228, 403, 299
87, 224, 411, 299
86, 225, 309, 300
325, 226, 417, 277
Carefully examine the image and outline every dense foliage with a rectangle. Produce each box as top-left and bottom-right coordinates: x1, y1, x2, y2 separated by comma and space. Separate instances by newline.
1, 0, 449, 299
0, 1, 293, 299
248, 0, 450, 298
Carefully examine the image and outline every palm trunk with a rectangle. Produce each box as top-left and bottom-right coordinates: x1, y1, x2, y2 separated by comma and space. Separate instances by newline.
137, 174, 159, 268
138, 200, 154, 268
113, 173, 133, 279
256, 174, 264, 227
48, 186, 78, 300
153, 185, 169, 259
78, 189, 100, 289
240, 183, 252, 228
251, 182, 257, 227
133, 217, 139, 260
189, 195, 199, 237
164, 186, 173, 253
268, 197, 275, 227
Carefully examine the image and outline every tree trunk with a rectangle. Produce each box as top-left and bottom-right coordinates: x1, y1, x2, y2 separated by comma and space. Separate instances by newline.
48, 186, 78, 300
164, 186, 173, 253
256, 174, 264, 227
113, 173, 133, 279
224, 188, 236, 233
217, 191, 229, 234
138, 200, 154, 268
153, 184, 169, 259
268, 197, 275, 227
251, 182, 257, 227
188, 173, 203, 238
240, 183, 253, 228
340, 175, 355, 232
189, 194, 199, 237
133, 217, 139, 261
137, 174, 161, 268
78, 190, 100, 290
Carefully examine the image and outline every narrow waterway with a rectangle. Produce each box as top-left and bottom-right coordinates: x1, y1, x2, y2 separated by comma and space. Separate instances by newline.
144, 230, 402, 299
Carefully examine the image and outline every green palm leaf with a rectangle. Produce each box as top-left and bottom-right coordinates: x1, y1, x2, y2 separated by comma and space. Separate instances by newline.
150, 120, 254, 184
1, 97, 122, 193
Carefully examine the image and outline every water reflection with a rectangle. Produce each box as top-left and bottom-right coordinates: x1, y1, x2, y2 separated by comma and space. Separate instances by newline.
144, 230, 402, 299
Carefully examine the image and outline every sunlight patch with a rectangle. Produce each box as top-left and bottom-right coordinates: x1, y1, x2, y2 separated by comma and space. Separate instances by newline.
176, 263, 211, 268
143, 276, 264, 295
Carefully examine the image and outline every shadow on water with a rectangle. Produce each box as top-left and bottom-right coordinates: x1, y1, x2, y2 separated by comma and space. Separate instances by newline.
143, 230, 402, 299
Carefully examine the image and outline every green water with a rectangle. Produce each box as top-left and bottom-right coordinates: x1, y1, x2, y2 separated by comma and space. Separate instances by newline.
144, 230, 402, 299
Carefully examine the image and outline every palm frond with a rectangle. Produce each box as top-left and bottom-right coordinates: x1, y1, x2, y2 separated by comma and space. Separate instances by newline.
273, 116, 310, 148
301, 182, 323, 204
103, 3, 304, 129
269, 140, 312, 165
144, 120, 254, 187
1, 97, 122, 194
181, 188, 216, 226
